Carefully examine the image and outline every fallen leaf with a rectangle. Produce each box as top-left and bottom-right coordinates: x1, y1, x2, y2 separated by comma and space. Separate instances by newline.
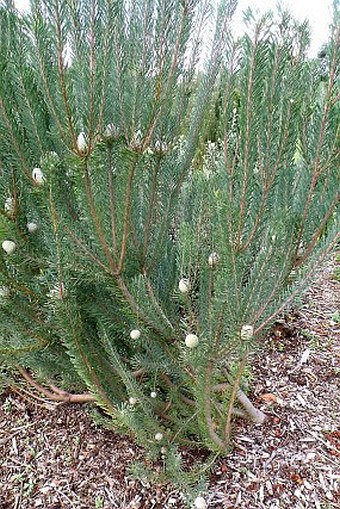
273, 483, 285, 495
289, 470, 303, 485
260, 393, 278, 404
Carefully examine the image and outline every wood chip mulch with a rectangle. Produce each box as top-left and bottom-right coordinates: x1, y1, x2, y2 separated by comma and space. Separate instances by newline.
0, 256, 339, 509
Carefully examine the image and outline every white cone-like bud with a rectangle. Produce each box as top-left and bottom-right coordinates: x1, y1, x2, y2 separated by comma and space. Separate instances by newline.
208, 252, 219, 267
241, 325, 254, 341
160, 446, 167, 454
47, 284, 64, 300
194, 496, 208, 509
129, 397, 137, 406
154, 140, 168, 152
5, 197, 14, 214
185, 334, 199, 349
32, 167, 45, 185
130, 129, 143, 150
46, 151, 59, 162
154, 432, 163, 441
104, 123, 114, 137
0, 286, 10, 298
103, 123, 119, 140
134, 130, 142, 144
130, 329, 141, 340
27, 222, 39, 233
2, 240, 16, 255
77, 132, 88, 153
178, 278, 190, 294
150, 391, 157, 399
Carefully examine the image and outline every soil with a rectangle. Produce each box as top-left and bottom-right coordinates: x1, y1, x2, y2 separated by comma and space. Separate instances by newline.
0, 256, 339, 509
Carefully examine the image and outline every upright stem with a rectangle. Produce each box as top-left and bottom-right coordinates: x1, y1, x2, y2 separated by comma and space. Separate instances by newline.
224, 355, 247, 443
107, 145, 118, 254
83, 160, 116, 274
118, 155, 138, 273
204, 362, 228, 452
236, 389, 265, 424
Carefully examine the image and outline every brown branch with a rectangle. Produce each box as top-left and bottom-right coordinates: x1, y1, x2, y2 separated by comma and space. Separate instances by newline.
204, 362, 228, 452
218, 369, 265, 424
141, 159, 161, 264
107, 145, 118, 254
17, 366, 95, 403
10, 385, 59, 407
83, 160, 116, 273
49, 172, 65, 299
223, 356, 247, 443
117, 156, 138, 273
9, 165, 19, 220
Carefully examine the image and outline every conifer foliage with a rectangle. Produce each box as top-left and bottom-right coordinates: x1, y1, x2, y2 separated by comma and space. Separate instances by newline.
0, 0, 339, 477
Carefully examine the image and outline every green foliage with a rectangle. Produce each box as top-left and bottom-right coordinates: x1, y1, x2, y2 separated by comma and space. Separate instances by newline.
0, 0, 339, 487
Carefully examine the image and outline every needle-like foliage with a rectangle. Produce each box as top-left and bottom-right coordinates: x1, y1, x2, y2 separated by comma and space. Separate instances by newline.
0, 0, 339, 484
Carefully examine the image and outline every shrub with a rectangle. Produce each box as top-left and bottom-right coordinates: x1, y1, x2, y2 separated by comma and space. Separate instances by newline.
0, 0, 339, 484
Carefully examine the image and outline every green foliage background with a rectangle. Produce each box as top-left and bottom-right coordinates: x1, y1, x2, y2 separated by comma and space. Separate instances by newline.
0, 0, 339, 487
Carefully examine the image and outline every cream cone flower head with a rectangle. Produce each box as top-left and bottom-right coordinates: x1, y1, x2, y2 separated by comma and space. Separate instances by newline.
178, 278, 190, 293
208, 252, 219, 267
194, 496, 208, 509
0, 286, 10, 298
241, 324, 254, 341
27, 222, 39, 233
32, 167, 45, 185
4, 197, 14, 214
130, 329, 141, 340
2, 240, 16, 255
185, 334, 199, 348
77, 132, 88, 153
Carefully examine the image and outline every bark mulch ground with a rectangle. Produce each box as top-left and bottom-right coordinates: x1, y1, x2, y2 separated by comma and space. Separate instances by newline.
0, 256, 339, 509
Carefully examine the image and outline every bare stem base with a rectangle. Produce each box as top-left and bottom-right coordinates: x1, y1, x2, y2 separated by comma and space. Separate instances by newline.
237, 389, 266, 424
